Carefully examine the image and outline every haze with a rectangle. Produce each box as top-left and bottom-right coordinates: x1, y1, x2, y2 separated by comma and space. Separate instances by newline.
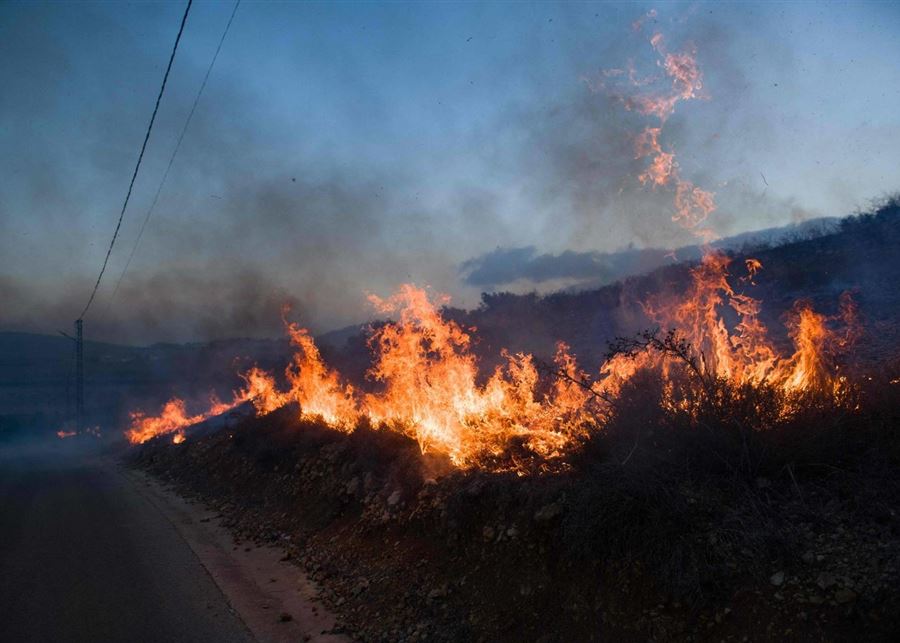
2, 1, 898, 343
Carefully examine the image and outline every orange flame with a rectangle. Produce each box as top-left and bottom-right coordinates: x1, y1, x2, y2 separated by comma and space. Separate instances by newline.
125, 398, 204, 445
125, 277, 857, 468
361, 285, 594, 466
596, 253, 858, 400
123, 15, 861, 471
600, 23, 717, 240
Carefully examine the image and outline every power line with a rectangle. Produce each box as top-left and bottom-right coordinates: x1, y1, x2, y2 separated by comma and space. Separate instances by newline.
78, 0, 193, 320
106, 0, 241, 312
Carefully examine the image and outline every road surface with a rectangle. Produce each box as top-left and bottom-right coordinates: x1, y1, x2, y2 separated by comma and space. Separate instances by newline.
0, 439, 255, 643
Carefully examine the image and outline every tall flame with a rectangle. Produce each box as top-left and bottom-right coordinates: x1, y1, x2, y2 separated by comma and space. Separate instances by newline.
362, 285, 593, 465
125, 278, 857, 468
124, 15, 861, 472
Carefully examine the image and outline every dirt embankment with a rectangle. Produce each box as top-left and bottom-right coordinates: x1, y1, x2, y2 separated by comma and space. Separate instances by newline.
133, 402, 900, 643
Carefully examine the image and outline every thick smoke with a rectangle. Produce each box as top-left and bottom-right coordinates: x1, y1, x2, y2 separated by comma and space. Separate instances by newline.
2, 3, 897, 344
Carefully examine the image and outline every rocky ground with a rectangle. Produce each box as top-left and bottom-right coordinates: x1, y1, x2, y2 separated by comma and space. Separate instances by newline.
131, 401, 900, 642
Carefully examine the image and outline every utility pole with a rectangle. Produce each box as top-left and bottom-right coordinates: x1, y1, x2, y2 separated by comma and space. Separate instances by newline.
75, 319, 84, 433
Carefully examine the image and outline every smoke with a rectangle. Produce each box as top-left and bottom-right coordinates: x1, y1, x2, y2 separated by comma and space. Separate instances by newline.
2, 3, 898, 344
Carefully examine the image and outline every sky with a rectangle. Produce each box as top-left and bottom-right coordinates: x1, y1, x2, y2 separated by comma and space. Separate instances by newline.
1, 1, 899, 344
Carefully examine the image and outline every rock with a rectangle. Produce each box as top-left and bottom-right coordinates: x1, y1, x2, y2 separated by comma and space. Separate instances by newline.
482, 526, 495, 541
801, 550, 814, 564
534, 502, 563, 523
770, 571, 785, 586
834, 588, 857, 604
428, 586, 448, 600
278, 612, 293, 622
816, 572, 836, 590
387, 490, 402, 507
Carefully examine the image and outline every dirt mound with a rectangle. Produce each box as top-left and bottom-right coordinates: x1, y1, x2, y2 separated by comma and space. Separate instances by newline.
133, 392, 900, 642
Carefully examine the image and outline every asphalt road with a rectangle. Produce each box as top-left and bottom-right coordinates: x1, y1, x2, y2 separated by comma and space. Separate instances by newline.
0, 439, 255, 643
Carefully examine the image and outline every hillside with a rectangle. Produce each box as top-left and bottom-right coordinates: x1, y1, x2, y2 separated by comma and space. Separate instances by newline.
130, 200, 900, 641
321, 200, 900, 387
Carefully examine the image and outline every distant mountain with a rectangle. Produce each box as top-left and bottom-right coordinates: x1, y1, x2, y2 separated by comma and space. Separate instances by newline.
459, 216, 841, 293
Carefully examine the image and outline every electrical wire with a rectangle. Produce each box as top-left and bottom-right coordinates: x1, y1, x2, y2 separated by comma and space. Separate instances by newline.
78, 0, 193, 320
106, 0, 241, 312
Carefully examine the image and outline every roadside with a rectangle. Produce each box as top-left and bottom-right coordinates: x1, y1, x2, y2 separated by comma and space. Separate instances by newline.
133, 406, 900, 642
118, 461, 348, 643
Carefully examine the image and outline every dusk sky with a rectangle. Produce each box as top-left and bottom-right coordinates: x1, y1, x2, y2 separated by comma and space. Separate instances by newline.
2, 1, 899, 343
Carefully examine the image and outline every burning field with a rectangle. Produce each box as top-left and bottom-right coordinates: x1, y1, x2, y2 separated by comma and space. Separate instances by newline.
128, 173, 900, 642
126, 15, 900, 643
128, 254, 861, 467
127, 19, 869, 471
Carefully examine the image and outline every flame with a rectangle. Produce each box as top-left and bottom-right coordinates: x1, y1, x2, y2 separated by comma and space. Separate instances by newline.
123, 285, 597, 469
596, 253, 858, 400
599, 22, 718, 240
125, 398, 205, 445
125, 315, 359, 445
284, 323, 357, 428
123, 14, 862, 472
56, 430, 76, 439
362, 285, 594, 466
124, 277, 857, 468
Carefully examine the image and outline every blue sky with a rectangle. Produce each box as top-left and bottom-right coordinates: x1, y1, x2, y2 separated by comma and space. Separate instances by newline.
2, 1, 899, 342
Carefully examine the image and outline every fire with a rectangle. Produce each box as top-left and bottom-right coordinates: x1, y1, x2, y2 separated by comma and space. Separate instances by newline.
124, 285, 599, 468
595, 253, 858, 403
362, 285, 594, 465
599, 21, 718, 240
125, 398, 205, 445
125, 276, 857, 468
123, 14, 862, 472
779, 294, 859, 394
125, 314, 359, 445
284, 323, 357, 428
56, 430, 76, 439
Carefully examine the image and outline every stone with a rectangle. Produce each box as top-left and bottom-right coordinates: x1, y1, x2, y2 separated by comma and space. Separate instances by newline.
534, 502, 563, 522
816, 572, 837, 590
834, 589, 857, 604
387, 490, 402, 507
770, 571, 785, 586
